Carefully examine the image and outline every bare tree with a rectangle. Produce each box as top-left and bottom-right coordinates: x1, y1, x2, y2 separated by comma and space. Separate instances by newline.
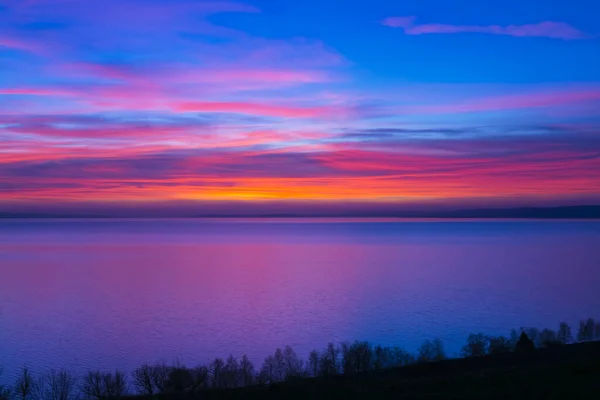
418, 339, 445, 363
557, 322, 573, 344
151, 364, 169, 394
0, 387, 9, 400
372, 345, 411, 369
341, 341, 373, 374
272, 349, 285, 382
306, 350, 320, 377
340, 342, 352, 373
189, 366, 209, 392
282, 346, 302, 379
103, 372, 126, 398
389, 347, 414, 367
524, 327, 541, 347
509, 329, 520, 348
209, 358, 225, 389
81, 370, 126, 399
0, 368, 11, 400
595, 321, 600, 340
488, 336, 511, 354
319, 343, 340, 376
539, 328, 559, 347
37, 370, 79, 400
223, 356, 239, 388
166, 366, 193, 393
577, 318, 595, 342
462, 333, 489, 357
81, 371, 103, 400
131, 365, 154, 395
373, 345, 392, 370
258, 356, 276, 384
15, 367, 35, 400
239, 355, 254, 387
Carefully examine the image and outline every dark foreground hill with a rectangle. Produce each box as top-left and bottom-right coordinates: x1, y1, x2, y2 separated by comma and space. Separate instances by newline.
134, 341, 600, 400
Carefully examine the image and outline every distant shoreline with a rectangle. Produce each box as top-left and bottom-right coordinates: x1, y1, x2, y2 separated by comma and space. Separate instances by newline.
1, 205, 600, 219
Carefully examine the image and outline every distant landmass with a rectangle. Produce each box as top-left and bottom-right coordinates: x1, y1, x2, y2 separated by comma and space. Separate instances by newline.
422, 205, 600, 219
1, 205, 600, 219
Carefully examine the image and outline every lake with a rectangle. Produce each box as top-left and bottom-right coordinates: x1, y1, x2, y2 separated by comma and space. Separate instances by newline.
1, 219, 599, 378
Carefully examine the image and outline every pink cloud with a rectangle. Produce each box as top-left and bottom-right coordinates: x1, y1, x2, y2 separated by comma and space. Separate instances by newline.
382, 16, 590, 40
6, 123, 205, 140
58, 62, 142, 83
175, 69, 332, 85
51, 61, 336, 95
0, 36, 44, 54
411, 88, 600, 114
171, 101, 327, 118
0, 88, 75, 96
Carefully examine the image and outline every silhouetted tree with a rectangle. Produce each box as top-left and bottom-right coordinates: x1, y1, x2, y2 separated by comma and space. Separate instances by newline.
578, 318, 595, 342
82, 370, 126, 399
282, 346, 303, 379
258, 356, 276, 384
239, 355, 254, 387
524, 327, 541, 347
104, 371, 126, 398
166, 366, 193, 393
373, 345, 414, 369
488, 336, 511, 354
131, 363, 169, 395
272, 349, 286, 381
389, 347, 415, 366
515, 331, 535, 353
150, 364, 169, 393
306, 350, 320, 377
132, 365, 154, 395
209, 358, 225, 388
418, 339, 445, 363
461, 333, 489, 357
341, 341, 373, 373
189, 366, 209, 392
37, 370, 78, 400
0, 369, 11, 400
557, 322, 573, 344
509, 329, 520, 349
539, 328, 561, 347
15, 367, 35, 400
223, 356, 240, 388
81, 371, 106, 399
340, 342, 352, 374
9, 316, 600, 399
319, 343, 340, 375
372, 345, 393, 370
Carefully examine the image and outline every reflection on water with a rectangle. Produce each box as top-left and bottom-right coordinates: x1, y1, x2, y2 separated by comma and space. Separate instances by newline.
1, 219, 599, 377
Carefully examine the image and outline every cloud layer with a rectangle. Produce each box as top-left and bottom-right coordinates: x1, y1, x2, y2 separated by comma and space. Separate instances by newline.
1, 1, 599, 209
382, 16, 590, 40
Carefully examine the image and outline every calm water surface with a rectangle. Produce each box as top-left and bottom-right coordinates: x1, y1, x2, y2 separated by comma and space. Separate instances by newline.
1, 219, 599, 377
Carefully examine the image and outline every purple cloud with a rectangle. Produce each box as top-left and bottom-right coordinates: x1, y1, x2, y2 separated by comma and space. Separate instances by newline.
381, 16, 591, 40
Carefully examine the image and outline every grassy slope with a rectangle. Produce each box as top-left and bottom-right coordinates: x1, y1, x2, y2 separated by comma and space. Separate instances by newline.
139, 341, 600, 400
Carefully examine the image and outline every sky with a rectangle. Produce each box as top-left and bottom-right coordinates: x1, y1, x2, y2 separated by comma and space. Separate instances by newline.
1, 0, 600, 214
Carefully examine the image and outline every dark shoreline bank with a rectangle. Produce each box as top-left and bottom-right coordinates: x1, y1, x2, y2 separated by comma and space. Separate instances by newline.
2, 319, 600, 400
170, 340, 600, 400
2, 205, 600, 219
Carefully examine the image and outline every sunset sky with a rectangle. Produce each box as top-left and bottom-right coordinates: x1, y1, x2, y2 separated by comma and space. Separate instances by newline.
1, 0, 600, 214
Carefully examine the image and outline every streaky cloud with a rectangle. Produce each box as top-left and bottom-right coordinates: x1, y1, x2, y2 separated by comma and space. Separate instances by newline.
382, 16, 592, 40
